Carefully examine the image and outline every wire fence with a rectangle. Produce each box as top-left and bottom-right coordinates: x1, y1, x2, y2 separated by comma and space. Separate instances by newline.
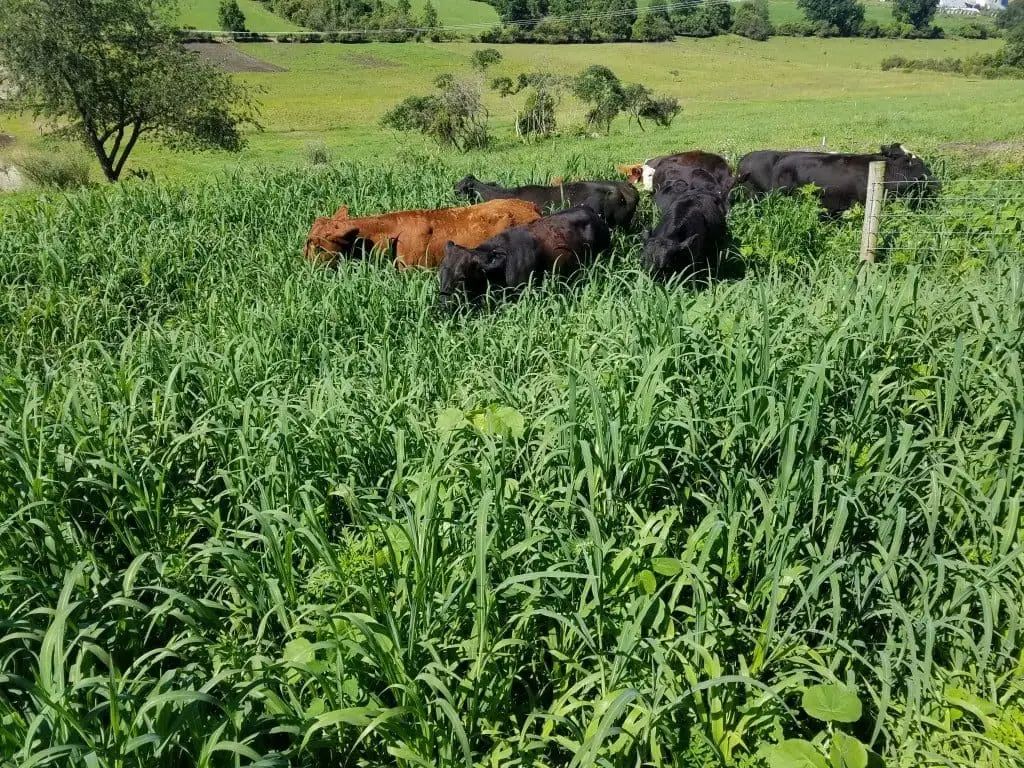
861, 177, 1024, 264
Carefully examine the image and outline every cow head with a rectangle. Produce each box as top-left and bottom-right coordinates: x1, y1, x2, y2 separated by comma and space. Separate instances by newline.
641, 234, 700, 281
438, 242, 505, 307
881, 144, 939, 198
617, 163, 644, 184
332, 205, 350, 220
453, 175, 482, 200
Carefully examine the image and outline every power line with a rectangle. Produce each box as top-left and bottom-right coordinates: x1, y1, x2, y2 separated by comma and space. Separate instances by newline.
180, 0, 740, 38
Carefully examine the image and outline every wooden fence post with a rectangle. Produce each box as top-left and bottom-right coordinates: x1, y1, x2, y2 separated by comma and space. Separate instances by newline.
860, 160, 886, 264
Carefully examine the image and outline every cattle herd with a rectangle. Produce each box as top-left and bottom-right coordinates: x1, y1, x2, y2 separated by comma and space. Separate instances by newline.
304, 144, 938, 305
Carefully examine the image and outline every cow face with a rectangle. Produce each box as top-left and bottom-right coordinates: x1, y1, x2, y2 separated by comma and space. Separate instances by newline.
438, 242, 504, 307
453, 175, 480, 200
641, 234, 699, 280
882, 144, 939, 197
616, 163, 644, 184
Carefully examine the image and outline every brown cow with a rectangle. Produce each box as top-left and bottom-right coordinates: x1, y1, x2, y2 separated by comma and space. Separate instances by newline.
304, 199, 543, 269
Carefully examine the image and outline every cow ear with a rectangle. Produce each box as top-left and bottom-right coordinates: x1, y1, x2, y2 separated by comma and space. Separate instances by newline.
326, 226, 361, 253
482, 249, 507, 273
445, 241, 469, 260
333, 206, 350, 220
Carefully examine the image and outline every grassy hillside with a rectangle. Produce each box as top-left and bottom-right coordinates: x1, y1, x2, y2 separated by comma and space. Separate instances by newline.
2, 36, 1013, 186
178, 0, 306, 31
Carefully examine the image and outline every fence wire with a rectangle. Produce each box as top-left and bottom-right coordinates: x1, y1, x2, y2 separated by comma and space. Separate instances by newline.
858, 178, 1024, 263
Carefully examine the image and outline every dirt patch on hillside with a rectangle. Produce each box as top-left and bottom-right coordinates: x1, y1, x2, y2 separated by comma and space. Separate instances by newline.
0, 134, 14, 150
939, 140, 1024, 155
0, 164, 25, 193
186, 42, 286, 73
346, 54, 402, 69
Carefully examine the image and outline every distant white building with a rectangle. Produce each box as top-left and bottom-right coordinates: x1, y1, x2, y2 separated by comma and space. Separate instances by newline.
938, 0, 1004, 13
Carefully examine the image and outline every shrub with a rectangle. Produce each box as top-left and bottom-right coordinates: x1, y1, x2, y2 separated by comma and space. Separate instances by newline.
776, 20, 816, 35
959, 21, 990, 39
797, 0, 864, 36
470, 48, 502, 73
675, 0, 734, 36
306, 141, 330, 165
571, 65, 625, 134
218, 0, 248, 32
14, 149, 92, 189
621, 83, 680, 129
732, 0, 773, 40
892, 0, 938, 31
632, 4, 676, 40
381, 75, 491, 151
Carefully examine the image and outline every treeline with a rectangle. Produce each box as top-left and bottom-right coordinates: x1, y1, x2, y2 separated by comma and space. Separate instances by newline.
882, 0, 1024, 78
251, 0, 445, 40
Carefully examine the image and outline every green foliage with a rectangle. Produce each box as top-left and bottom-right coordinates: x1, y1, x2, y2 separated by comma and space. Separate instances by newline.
797, 0, 865, 35
381, 75, 490, 150
632, 2, 676, 40
801, 684, 863, 723
591, 0, 637, 39
763, 685, 873, 768
0, 0, 259, 182
733, 0, 774, 40
470, 47, 503, 73
892, 0, 938, 30
881, 51, 1024, 78
996, 0, 1024, 30
0, 158, 1023, 767
675, 0, 735, 36
1006, 24, 1024, 66
571, 64, 624, 133
12, 148, 92, 189
621, 83, 680, 129
218, 0, 248, 31
420, 0, 443, 40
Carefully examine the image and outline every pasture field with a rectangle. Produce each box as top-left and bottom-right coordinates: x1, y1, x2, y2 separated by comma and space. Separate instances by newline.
1, 36, 1011, 184
177, 0, 307, 31
1, 151, 1023, 766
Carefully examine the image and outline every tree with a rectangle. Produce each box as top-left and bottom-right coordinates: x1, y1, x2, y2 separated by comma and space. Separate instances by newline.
592, 0, 637, 39
797, 0, 864, 35
996, 0, 1024, 30
0, 0, 259, 182
571, 65, 625, 134
892, 0, 937, 30
499, 0, 532, 24
674, 0, 734, 36
420, 0, 441, 39
218, 0, 248, 31
632, 3, 676, 40
492, 71, 562, 140
381, 74, 490, 151
1006, 25, 1024, 67
471, 48, 503, 74
732, 0, 773, 39
621, 83, 679, 129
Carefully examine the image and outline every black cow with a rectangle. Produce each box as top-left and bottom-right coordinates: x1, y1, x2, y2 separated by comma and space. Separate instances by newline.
439, 205, 611, 306
641, 186, 728, 282
734, 150, 785, 198
453, 175, 639, 229
738, 145, 938, 214
649, 151, 734, 194
654, 168, 730, 213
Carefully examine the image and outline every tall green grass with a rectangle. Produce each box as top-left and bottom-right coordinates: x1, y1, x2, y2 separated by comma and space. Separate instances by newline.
1, 159, 1023, 767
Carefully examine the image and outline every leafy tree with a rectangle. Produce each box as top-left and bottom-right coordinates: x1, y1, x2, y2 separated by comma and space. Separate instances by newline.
622, 83, 680, 129
1006, 25, 1024, 67
382, 74, 490, 151
218, 0, 248, 31
675, 0, 734, 36
492, 71, 562, 140
892, 0, 937, 30
571, 65, 625, 133
420, 0, 442, 39
0, 0, 260, 182
499, 0, 532, 24
797, 0, 864, 35
396, 0, 412, 14
996, 0, 1024, 30
732, 0, 773, 39
632, 3, 676, 40
471, 48, 503, 74
592, 0, 637, 39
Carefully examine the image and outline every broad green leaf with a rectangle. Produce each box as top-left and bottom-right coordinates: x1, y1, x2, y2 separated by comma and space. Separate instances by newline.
830, 731, 868, 768
435, 407, 466, 435
765, 739, 828, 768
651, 557, 683, 576
802, 683, 862, 723
281, 637, 315, 665
471, 404, 525, 439
635, 570, 656, 595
